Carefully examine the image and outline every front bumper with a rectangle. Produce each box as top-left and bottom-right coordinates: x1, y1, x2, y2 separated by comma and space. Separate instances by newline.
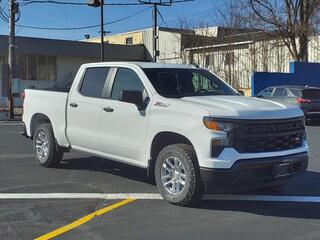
200, 152, 308, 189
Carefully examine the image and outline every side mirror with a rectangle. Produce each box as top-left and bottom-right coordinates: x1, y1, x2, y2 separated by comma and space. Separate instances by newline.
120, 90, 145, 110
237, 89, 245, 96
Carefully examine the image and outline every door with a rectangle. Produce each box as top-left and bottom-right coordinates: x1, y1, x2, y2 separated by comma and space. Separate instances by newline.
67, 67, 110, 151
100, 68, 149, 165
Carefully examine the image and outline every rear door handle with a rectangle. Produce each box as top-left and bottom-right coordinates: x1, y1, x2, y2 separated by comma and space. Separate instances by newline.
103, 107, 114, 112
69, 103, 78, 108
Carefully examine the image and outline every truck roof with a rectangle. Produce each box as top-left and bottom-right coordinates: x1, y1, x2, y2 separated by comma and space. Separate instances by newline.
81, 61, 197, 69
133, 62, 196, 69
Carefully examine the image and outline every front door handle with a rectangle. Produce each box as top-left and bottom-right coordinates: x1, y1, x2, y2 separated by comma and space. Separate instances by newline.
103, 107, 114, 113
69, 102, 78, 108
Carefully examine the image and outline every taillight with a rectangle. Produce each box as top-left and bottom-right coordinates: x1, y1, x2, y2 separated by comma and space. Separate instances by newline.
21, 92, 25, 115
296, 97, 311, 103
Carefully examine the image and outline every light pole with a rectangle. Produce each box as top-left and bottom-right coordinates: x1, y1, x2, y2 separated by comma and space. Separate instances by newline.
153, 3, 158, 62
100, 0, 104, 62
88, 0, 105, 62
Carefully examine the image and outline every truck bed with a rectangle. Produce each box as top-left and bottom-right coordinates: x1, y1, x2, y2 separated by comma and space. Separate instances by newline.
23, 89, 70, 147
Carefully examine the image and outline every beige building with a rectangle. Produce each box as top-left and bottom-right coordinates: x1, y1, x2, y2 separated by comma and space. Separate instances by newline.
86, 27, 209, 63
86, 29, 144, 45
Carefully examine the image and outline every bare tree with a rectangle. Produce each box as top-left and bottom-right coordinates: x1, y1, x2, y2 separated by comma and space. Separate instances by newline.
249, 0, 320, 62
211, 0, 255, 29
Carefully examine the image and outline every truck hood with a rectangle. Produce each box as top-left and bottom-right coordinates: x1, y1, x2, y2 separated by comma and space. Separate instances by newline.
179, 95, 303, 119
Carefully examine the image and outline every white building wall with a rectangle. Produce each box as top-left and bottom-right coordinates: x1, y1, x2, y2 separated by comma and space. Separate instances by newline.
188, 37, 318, 89
142, 28, 154, 61
309, 35, 320, 62
142, 28, 183, 63
192, 44, 253, 88
158, 31, 182, 64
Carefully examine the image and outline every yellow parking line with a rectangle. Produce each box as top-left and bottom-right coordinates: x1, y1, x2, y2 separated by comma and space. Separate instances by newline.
34, 198, 136, 240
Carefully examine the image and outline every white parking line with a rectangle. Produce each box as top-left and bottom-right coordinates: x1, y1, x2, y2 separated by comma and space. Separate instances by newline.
0, 193, 163, 200
1, 193, 320, 203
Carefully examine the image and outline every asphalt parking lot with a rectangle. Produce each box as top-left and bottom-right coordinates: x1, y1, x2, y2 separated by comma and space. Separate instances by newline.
0, 122, 320, 240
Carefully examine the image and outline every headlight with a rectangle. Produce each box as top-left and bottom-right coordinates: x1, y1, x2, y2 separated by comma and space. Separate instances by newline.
203, 117, 234, 132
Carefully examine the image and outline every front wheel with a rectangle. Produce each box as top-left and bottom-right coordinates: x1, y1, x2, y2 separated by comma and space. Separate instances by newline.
155, 144, 204, 206
33, 123, 64, 167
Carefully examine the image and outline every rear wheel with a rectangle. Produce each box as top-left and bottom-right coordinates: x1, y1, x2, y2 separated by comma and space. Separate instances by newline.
33, 123, 64, 167
155, 144, 204, 206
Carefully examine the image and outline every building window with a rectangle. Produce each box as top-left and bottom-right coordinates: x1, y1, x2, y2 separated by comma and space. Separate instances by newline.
38, 56, 47, 80
47, 56, 57, 81
205, 54, 215, 67
16, 55, 57, 81
17, 55, 27, 80
0, 55, 7, 79
125, 37, 133, 45
28, 55, 37, 80
225, 52, 234, 65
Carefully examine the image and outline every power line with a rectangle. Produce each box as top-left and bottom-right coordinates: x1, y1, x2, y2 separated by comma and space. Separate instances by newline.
20, 0, 194, 7
21, 0, 144, 6
0, 4, 20, 23
16, 6, 152, 30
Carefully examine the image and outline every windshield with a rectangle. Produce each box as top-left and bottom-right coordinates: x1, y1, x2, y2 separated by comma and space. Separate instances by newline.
143, 68, 239, 98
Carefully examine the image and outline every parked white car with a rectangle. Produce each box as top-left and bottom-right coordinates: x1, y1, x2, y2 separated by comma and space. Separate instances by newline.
22, 62, 308, 206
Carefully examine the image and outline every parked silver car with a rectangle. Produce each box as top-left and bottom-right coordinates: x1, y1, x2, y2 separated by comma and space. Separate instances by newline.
256, 85, 320, 122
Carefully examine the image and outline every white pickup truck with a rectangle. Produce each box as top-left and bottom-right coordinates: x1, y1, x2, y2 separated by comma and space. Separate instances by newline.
22, 62, 308, 206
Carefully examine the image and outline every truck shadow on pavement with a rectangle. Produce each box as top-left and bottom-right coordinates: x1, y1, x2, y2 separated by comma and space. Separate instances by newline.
196, 171, 320, 219
60, 156, 320, 193
58, 156, 320, 219
60, 156, 320, 189
197, 200, 320, 219
59, 156, 150, 183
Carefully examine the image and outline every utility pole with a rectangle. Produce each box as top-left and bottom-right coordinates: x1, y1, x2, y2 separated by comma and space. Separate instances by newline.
8, 0, 18, 119
153, 3, 158, 62
88, 0, 105, 62
139, 1, 173, 62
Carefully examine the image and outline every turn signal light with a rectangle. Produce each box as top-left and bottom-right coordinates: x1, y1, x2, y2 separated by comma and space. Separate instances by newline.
203, 118, 219, 130
203, 117, 234, 132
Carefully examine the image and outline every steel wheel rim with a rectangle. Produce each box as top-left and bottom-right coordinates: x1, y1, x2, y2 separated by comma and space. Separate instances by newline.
35, 130, 49, 163
161, 157, 186, 195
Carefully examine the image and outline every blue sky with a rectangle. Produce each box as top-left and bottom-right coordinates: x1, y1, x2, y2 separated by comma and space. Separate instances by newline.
0, 0, 217, 40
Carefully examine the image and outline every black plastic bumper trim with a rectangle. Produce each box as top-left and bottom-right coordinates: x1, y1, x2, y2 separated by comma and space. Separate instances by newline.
200, 152, 308, 188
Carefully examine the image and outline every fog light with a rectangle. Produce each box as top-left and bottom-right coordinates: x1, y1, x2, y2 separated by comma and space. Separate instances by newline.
211, 138, 229, 157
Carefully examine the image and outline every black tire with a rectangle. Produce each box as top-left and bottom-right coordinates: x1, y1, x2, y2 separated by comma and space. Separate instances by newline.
33, 123, 64, 167
155, 144, 204, 206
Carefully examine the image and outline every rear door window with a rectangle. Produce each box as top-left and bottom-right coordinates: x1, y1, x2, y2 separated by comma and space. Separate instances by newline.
273, 88, 288, 97
80, 67, 110, 98
289, 88, 302, 97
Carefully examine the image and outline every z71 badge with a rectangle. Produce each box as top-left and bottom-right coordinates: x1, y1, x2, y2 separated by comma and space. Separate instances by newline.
154, 102, 170, 108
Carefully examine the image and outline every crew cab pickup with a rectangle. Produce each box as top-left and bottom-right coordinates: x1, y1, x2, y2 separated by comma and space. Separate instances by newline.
22, 62, 308, 206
